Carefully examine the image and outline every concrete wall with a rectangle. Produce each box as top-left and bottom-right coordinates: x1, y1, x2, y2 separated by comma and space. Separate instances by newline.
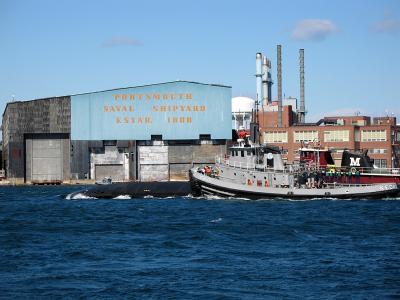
138, 144, 169, 181
138, 143, 227, 181
90, 145, 129, 182
25, 137, 70, 182
73, 141, 227, 182
25, 134, 70, 183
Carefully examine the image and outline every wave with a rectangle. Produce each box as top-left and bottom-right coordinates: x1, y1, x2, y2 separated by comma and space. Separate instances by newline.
112, 195, 132, 199
65, 192, 98, 200
209, 217, 223, 223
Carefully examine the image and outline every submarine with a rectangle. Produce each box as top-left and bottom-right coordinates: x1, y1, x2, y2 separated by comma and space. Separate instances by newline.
68, 181, 193, 199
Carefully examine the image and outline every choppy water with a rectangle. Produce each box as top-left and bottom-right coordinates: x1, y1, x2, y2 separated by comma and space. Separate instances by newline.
1, 186, 400, 299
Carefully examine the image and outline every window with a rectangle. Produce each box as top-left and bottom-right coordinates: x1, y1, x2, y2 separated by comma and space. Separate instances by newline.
354, 129, 360, 142
151, 135, 162, 141
293, 131, 318, 142
361, 130, 387, 142
352, 120, 366, 126
374, 159, 387, 168
264, 131, 288, 143
103, 140, 117, 146
241, 151, 244, 157
199, 134, 211, 140
324, 130, 349, 142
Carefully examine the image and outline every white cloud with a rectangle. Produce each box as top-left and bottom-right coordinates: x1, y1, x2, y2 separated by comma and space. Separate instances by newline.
371, 12, 400, 34
102, 37, 143, 47
292, 19, 337, 41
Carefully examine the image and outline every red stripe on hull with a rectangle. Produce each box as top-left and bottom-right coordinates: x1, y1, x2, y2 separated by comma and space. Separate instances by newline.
323, 174, 400, 185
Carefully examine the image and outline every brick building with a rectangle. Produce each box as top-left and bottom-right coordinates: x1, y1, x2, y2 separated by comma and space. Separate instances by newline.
259, 107, 400, 168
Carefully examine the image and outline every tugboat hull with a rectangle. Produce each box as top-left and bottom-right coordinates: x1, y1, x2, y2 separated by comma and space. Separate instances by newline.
190, 169, 400, 199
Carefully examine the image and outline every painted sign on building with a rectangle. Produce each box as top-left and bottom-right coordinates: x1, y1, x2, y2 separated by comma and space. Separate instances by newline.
71, 81, 232, 140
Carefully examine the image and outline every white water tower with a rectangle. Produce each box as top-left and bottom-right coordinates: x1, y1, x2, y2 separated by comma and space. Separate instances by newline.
231, 96, 255, 130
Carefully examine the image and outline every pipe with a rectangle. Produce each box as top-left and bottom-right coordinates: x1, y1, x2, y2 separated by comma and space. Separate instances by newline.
262, 56, 269, 108
267, 59, 272, 105
277, 45, 282, 127
256, 53, 263, 106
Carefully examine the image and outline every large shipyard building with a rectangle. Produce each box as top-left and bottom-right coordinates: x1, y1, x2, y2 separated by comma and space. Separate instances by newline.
2, 81, 232, 184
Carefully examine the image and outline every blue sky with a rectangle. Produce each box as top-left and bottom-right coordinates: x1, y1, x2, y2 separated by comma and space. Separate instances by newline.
1, 0, 399, 122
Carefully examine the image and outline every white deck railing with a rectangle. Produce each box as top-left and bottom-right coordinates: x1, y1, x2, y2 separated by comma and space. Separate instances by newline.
214, 155, 400, 176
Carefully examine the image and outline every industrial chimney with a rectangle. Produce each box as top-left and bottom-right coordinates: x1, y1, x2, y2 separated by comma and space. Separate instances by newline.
262, 56, 269, 107
262, 56, 273, 107
299, 48, 305, 123
277, 45, 282, 127
256, 53, 263, 105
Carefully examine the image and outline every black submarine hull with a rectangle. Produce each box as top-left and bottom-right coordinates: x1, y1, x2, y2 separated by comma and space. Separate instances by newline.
70, 181, 193, 199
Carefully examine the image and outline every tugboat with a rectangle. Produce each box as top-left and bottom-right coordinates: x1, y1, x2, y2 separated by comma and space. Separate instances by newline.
190, 85, 399, 200
189, 138, 399, 199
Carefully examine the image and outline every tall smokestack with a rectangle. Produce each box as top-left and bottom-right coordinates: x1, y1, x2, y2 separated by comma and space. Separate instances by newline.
256, 53, 263, 106
267, 59, 272, 105
277, 45, 282, 127
262, 56, 269, 108
299, 48, 305, 123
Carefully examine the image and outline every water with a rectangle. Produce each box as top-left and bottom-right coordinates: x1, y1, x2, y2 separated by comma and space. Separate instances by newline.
1, 186, 399, 299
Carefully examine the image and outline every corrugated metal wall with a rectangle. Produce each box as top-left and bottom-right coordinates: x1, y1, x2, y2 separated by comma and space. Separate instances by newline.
2, 97, 70, 181
25, 134, 70, 183
71, 81, 232, 141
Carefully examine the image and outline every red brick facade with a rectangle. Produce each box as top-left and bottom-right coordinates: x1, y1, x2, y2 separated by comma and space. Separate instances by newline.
258, 108, 400, 168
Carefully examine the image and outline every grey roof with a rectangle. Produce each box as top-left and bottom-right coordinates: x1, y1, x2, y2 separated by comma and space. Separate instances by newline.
71, 80, 231, 96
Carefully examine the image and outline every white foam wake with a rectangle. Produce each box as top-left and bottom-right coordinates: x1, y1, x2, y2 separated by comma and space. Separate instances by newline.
210, 217, 223, 223
65, 192, 97, 200
112, 195, 132, 199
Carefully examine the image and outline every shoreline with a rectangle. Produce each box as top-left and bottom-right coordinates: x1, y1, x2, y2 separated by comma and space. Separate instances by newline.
0, 179, 189, 186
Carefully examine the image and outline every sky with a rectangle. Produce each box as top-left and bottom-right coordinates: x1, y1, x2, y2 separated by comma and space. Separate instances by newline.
0, 0, 399, 124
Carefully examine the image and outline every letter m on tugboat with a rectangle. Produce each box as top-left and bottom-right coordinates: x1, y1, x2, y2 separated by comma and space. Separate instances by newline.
349, 157, 361, 167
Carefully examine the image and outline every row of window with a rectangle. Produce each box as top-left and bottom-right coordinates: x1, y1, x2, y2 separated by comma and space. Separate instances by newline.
263, 130, 387, 143
368, 149, 387, 154
361, 130, 387, 141
230, 149, 256, 157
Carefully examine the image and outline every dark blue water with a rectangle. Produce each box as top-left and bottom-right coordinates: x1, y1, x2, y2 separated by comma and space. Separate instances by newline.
1, 186, 399, 299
